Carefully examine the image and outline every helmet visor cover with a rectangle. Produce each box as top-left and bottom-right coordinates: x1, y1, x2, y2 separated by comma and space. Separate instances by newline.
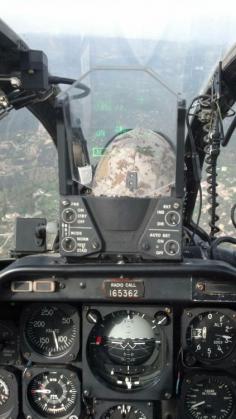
92, 128, 176, 198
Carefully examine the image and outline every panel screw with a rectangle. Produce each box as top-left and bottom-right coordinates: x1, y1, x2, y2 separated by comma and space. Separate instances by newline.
147, 402, 152, 407
24, 353, 31, 359
25, 370, 32, 379
196, 282, 205, 291
10, 77, 21, 88
83, 389, 90, 397
27, 416, 32, 419
164, 307, 171, 314
164, 392, 172, 399
173, 202, 180, 210
92, 240, 99, 249
186, 311, 192, 317
80, 282, 86, 289
142, 241, 150, 251
185, 353, 197, 367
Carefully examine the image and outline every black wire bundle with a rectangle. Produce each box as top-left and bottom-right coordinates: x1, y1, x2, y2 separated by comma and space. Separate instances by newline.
186, 93, 225, 242
203, 109, 221, 240
185, 95, 211, 243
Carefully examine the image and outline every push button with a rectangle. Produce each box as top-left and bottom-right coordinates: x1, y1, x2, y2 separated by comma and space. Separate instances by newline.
11, 281, 33, 292
33, 280, 56, 293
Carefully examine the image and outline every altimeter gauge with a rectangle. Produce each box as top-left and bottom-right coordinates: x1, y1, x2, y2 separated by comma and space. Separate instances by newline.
21, 303, 80, 362
185, 310, 236, 362
180, 375, 235, 419
26, 369, 80, 418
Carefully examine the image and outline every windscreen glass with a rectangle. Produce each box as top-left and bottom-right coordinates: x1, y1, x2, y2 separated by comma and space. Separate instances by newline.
1, 0, 236, 255
69, 68, 177, 164
65, 67, 178, 195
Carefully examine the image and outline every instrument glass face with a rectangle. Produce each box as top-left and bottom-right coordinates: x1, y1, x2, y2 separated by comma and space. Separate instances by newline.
23, 304, 79, 358
28, 371, 78, 417
186, 311, 236, 361
0, 377, 9, 407
184, 376, 234, 419
87, 310, 163, 390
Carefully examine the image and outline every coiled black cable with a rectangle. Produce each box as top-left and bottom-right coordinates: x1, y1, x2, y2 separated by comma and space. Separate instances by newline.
202, 104, 221, 239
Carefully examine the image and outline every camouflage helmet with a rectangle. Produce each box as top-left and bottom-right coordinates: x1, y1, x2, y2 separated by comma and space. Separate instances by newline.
92, 128, 176, 198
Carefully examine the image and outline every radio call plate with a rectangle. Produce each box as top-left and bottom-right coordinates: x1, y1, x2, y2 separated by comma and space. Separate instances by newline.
103, 279, 145, 299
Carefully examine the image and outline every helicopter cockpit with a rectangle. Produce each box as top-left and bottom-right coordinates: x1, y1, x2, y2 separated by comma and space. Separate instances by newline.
0, 8, 236, 419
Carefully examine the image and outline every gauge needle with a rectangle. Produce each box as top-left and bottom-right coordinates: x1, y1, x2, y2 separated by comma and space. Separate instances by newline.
52, 330, 59, 351
190, 401, 206, 409
33, 389, 51, 394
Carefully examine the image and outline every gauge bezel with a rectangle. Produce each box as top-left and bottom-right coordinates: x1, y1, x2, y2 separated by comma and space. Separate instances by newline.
20, 303, 80, 363
0, 368, 19, 419
93, 400, 154, 419
178, 373, 236, 419
82, 305, 173, 401
22, 367, 81, 419
181, 307, 236, 367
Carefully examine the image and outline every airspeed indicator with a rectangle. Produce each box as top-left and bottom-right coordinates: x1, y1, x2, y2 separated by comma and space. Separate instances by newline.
21, 304, 80, 360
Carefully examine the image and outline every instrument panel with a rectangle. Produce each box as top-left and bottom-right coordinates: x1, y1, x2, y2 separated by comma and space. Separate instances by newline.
1, 271, 236, 417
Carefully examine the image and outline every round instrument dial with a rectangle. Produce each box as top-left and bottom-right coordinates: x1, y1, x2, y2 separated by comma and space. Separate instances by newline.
186, 311, 236, 361
101, 405, 147, 419
0, 378, 9, 407
0, 370, 18, 418
28, 370, 78, 417
22, 304, 80, 359
184, 376, 234, 419
87, 310, 163, 391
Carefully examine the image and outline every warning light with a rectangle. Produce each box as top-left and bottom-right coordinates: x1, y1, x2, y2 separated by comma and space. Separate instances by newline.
95, 336, 102, 345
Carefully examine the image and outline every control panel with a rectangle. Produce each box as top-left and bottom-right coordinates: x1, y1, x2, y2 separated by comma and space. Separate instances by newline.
59, 196, 183, 260
60, 196, 102, 256
139, 198, 182, 260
